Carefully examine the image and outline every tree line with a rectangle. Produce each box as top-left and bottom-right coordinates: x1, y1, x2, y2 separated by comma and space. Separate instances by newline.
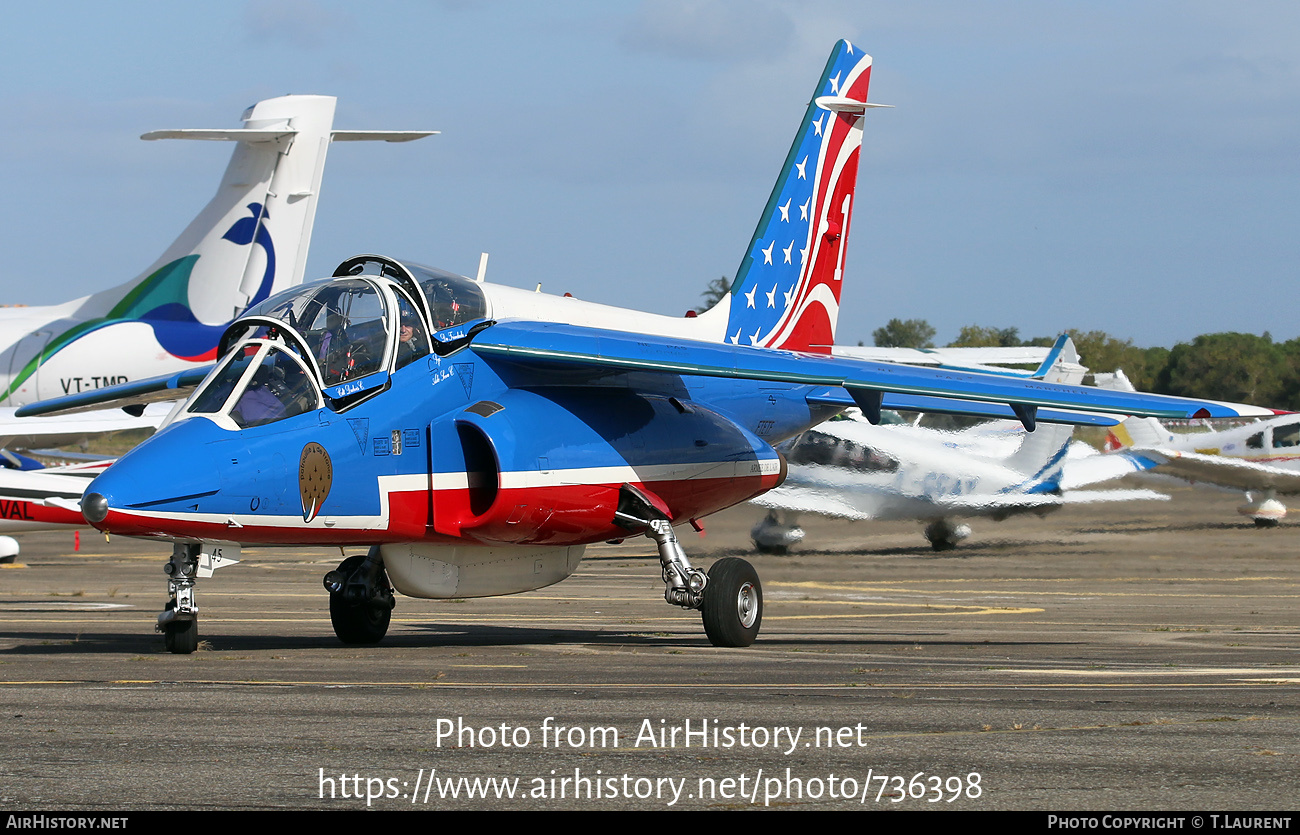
872, 318, 1300, 410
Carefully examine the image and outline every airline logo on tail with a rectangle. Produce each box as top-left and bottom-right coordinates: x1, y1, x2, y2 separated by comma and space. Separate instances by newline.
0, 203, 276, 401
137, 202, 278, 362
727, 40, 876, 354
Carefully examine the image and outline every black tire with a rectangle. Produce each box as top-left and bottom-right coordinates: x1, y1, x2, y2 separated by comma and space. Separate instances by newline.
162, 602, 198, 655
753, 541, 788, 556
328, 555, 392, 644
1254, 517, 1280, 529
701, 558, 762, 647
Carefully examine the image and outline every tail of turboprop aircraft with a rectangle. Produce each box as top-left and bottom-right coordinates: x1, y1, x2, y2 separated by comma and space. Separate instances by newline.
703, 40, 884, 353
70, 96, 435, 362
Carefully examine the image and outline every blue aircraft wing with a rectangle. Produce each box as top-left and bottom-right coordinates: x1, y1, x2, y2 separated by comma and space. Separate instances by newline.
468, 320, 1277, 426
14, 366, 214, 418
806, 388, 1122, 427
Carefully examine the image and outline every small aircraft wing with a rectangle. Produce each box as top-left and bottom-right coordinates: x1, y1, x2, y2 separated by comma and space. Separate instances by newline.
1060, 488, 1169, 504
0, 402, 174, 450
14, 366, 212, 419
833, 344, 1053, 374
753, 482, 1063, 521
468, 321, 1276, 426
750, 486, 877, 521
1129, 449, 1300, 494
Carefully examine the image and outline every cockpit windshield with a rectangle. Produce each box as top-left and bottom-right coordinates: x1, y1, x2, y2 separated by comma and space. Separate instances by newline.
243, 278, 389, 388
406, 266, 488, 330
333, 255, 489, 334
184, 254, 490, 431
186, 342, 320, 428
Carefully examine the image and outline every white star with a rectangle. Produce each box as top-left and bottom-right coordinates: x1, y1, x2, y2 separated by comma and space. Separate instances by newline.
766, 285, 777, 308
778, 199, 790, 222
795, 156, 807, 180
744, 284, 757, 308
800, 197, 810, 220
845, 41, 854, 55
729, 329, 741, 345
761, 241, 774, 264
800, 245, 808, 264
784, 286, 795, 307
829, 72, 842, 95
813, 114, 824, 137
750, 328, 762, 345
782, 241, 793, 264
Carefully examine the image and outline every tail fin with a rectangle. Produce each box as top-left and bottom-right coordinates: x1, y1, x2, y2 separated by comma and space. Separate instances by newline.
713, 40, 884, 353
71, 96, 436, 362
1005, 337, 1086, 482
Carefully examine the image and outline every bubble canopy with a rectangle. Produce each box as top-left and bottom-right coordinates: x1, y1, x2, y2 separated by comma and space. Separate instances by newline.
183, 256, 489, 428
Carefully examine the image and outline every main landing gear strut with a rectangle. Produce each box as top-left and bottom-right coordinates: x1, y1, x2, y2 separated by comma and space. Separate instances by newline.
617, 485, 763, 647
323, 546, 395, 644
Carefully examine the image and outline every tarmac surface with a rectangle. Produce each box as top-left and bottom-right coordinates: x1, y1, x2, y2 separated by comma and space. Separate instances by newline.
1, 484, 1297, 811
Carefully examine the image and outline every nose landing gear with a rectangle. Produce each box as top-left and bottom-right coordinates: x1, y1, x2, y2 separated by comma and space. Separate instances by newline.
159, 543, 199, 654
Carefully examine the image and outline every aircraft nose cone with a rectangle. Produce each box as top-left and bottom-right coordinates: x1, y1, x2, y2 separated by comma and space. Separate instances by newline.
82, 416, 228, 535
82, 492, 109, 525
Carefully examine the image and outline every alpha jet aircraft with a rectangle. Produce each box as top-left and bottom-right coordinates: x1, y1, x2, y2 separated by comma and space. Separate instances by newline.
24, 42, 1276, 653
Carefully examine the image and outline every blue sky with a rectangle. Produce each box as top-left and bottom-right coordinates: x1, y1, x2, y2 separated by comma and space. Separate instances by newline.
2, 1, 1297, 348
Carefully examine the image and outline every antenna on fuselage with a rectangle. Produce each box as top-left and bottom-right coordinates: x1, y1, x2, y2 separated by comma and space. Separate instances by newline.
475, 252, 489, 284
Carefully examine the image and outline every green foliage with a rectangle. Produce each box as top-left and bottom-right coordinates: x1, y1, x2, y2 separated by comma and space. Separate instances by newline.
1061, 331, 1165, 390
695, 276, 732, 314
944, 324, 1291, 406
948, 325, 1025, 347
1156, 332, 1290, 406
946, 326, 1059, 348
873, 318, 936, 349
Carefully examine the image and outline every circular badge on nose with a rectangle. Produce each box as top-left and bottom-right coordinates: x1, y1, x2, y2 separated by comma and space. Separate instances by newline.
299, 442, 332, 522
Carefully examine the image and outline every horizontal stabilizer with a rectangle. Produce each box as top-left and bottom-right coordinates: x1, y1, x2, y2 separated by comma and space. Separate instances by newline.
331, 130, 439, 142
142, 128, 296, 143
1060, 488, 1169, 504
144, 129, 437, 144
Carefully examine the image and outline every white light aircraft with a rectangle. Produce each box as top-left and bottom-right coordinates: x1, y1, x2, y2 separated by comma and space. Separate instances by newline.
1101, 371, 1298, 525
751, 340, 1166, 551
0, 96, 434, 554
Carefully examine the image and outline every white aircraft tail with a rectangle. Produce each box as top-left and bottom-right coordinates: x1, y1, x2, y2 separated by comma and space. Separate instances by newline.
70, 96, 436, 363
65, 96, 339, 362
1005, 337, 1085, 483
